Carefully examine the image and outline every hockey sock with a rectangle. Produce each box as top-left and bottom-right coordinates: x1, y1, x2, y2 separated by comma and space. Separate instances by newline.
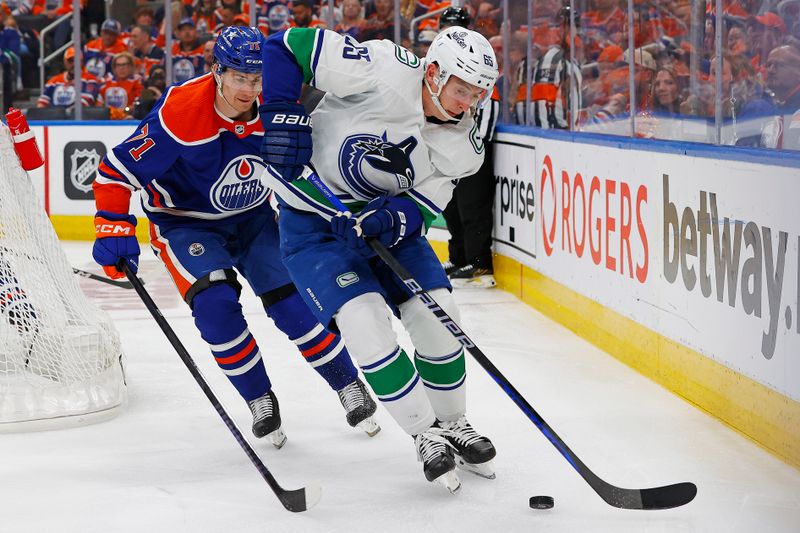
266, 291, 357, 391
400, 288, 467, 421
193, 284, 270, 401
336, 293, 435, 435
413, 348, 466, 422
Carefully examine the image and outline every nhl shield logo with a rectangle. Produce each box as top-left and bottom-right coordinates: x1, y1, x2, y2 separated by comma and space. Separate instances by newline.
235, 124, 245, 135
70, 148, 101, 193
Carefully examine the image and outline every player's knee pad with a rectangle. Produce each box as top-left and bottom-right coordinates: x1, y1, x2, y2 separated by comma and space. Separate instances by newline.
191, 282, 247, 344
185, 268, 242, 307
263, 286, 318, 339
335, 292, 397, 366
399, 288, 462, 357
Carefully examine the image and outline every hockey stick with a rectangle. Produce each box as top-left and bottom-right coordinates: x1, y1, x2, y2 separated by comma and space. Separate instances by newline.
305, 171, 697, 510
73, 267, 134, 289
117, 260, 321, 513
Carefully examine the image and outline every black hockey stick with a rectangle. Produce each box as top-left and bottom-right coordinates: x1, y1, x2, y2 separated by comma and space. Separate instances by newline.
73, 267, 134, 289
306, 172, 697, 510
118, 260, 321, 513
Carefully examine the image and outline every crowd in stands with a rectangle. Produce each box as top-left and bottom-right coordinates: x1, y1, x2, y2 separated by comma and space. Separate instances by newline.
0, 1, 797, 149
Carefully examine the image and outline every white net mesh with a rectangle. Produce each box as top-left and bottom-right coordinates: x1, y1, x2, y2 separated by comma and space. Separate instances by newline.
0, 124, 126, 430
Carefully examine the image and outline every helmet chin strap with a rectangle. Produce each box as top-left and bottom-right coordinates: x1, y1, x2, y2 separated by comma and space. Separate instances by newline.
424, 71, 459, 122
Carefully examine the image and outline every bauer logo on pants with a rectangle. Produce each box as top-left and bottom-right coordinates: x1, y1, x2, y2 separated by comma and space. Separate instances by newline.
64, 141, 106, 200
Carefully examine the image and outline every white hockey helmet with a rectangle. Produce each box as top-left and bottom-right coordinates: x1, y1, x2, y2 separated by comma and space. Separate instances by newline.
424, 26, 499, 96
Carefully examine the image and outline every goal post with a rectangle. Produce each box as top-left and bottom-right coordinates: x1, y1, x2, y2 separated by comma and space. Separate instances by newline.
0, 123, 127, 431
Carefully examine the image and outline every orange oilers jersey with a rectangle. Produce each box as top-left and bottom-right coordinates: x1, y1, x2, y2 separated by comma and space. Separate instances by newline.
83, 37, 128, 79
95, 73, 267, 226
99, 75, 144, 110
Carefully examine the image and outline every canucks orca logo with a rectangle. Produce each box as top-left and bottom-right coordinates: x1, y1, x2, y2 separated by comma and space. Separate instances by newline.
338, 132, 418, 199
210, 155, 269, 212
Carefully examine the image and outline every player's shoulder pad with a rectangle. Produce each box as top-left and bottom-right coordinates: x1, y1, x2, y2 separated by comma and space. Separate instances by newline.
156, 73, 222, 144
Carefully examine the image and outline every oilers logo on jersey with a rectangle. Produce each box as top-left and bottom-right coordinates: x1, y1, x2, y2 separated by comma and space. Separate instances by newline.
210, 155, 269, 212
338, 132, 419, 199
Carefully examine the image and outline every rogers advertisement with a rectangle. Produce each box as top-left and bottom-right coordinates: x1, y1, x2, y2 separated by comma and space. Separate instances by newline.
493, 132, 800, 401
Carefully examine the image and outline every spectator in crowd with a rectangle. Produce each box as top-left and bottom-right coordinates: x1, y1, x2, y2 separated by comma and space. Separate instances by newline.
361, 0, 393, 41
131, 6, 159, 39
651, 65, 684, 115
292, 0, 327, 29
214, 4, 237, 34
727, 22, 750, 58
193, 0, 217, 37
748, 11, 787, 77
99, 51, 143, 119
232, 12, 250, 27
2, 1, 32, 16
84, 18, 127, 79
471, 0, 502, 38
583, 44, 626, 108
202, 37, 214, 73
144, 64, 167, 98
335, 0, 365, 40
155, 0, 188, 47
171, 17, 205, 83
739, 44, 800, 149
129, 24, 165, 80
37, 46, 100, 108
1, 13, 21, 110
582, 0, 626, 60
413, 28, 437, 57
257, 0, 292, 36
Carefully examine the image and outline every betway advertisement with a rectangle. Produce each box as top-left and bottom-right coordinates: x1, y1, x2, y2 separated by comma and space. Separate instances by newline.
494, 132, 800, 401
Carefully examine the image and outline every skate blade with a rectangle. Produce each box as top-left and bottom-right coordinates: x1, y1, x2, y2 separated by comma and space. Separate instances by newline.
433, 469, 462, 494
356, 417, 381, 437
455, 456, 496, 479
450, 275, 496, 289
268, 428, 287, 449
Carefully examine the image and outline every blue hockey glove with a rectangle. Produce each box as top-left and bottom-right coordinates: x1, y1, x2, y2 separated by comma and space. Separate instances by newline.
357, 196, 423, 248
92, 210, 140, 280
259, 101, 312, 181
331, 212, 374, 258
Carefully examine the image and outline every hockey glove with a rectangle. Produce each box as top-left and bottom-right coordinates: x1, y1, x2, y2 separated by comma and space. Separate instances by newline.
92, 210, 140, 279
259, 101, 312, 181
357, 196, 423, 248
330, 211, 374, 258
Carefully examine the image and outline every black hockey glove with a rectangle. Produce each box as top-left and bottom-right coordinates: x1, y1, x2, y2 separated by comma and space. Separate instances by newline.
259, 101, 312, 181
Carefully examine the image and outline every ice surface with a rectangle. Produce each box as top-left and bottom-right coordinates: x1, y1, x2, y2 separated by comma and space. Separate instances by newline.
1, 242, 797, 533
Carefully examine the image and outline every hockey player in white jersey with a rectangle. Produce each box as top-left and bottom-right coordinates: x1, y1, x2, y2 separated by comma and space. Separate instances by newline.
258, 26, 499, 492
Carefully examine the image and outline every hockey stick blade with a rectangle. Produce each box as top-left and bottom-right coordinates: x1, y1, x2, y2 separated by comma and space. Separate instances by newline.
118, 260, 320, 513
303, 171, 697, 510
72, 267, 134, 289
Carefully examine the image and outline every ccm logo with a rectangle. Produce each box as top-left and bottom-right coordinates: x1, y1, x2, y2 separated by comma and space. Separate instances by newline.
96, 224, 132, 235
270, 113, 311, 126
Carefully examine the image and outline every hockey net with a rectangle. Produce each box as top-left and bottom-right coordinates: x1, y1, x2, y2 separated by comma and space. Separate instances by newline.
0, 123, 126, 431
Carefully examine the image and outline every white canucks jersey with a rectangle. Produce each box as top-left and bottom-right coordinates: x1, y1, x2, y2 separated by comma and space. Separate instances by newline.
262, 28, 486, 228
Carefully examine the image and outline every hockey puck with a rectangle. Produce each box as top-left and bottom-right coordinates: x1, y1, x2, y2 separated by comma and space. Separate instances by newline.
529, 495, 555, 509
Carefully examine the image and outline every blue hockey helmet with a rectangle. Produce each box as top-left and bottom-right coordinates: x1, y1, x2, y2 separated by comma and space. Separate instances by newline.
213, 26, 264, 74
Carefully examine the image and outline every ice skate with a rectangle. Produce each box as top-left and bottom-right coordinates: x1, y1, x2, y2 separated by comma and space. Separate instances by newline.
441, 261, 463, 276
337, 378, 381, 436
414, 427, 461, 494
448, 265, 496, 289
248, 390, 287, 449
439, 416, 496, 479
